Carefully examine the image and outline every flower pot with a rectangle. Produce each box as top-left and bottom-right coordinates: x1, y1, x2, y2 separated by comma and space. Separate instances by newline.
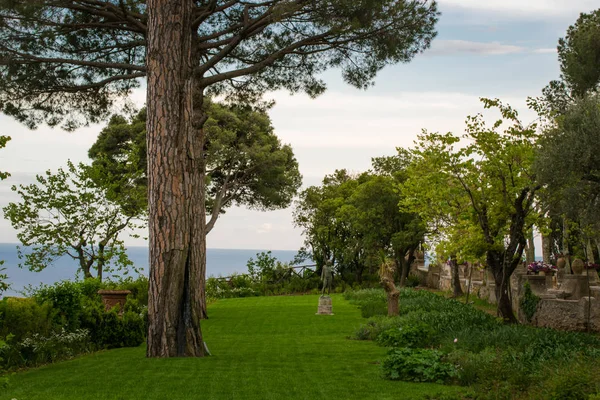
571, 259, 584, 275
557, 257, 566, 269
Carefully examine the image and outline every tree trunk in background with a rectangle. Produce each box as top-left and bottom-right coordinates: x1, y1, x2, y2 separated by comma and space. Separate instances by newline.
562, 217, 572, 274
380, 261, 399, 316
146, 0, 206, 357
542, 233, 552, 264
450, 255, 464, 297
526, 230, 535, 264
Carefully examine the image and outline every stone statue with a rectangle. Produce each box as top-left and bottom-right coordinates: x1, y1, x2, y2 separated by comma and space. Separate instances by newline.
321, 259, 333, 296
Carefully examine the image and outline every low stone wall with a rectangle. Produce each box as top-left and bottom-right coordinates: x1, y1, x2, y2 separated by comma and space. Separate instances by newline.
533, 297, 600, 332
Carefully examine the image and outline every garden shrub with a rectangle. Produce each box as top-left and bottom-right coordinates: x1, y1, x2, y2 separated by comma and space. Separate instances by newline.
376, 321, 435, 348
0, 297, 54, 341
92, 308, 145, 349
381, 347, 458, 383
359, 299, 387, 318
33, 280, 84, 330
348, 287, 600, 399
112, 276, 149, 306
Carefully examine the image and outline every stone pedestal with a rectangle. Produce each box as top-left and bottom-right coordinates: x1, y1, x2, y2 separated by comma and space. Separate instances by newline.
97, 290, 131, 315
561, 275, 590, 300
316, 295, 333, 315
523, 275, 550, 296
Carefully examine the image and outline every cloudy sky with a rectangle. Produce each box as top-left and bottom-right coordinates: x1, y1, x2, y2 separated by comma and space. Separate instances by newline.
0, 1, 596, 250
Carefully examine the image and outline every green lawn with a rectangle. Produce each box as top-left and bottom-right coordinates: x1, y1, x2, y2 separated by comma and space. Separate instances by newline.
1, 295, 461, 400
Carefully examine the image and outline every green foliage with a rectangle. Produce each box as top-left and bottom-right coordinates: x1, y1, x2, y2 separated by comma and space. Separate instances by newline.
535, 94, 600, 240
0, 297, 54, 342
543, 359, 600, 400
1, 295, 461, 400
247, 251, 279, 282
400, 99, 540, 321
376, 321, 435, 348
519, 282, 540, 322
382, 348, 457, 383
0, 135, 10, 181
33, 280, 84, 330
0, 1, 439, 130
2, 161, 143, 280
88, 104, 302, 222
405, 274, 421, 288
1, 278, 148, 367
94, 309, 144, 349
557, 9, 600, 97
0, 135, 10, 295
359, 300, 388, 318
294, 165, 424, 285
111, 275, 149, 306
348, 288, 600, 398
18, 328, 91, 367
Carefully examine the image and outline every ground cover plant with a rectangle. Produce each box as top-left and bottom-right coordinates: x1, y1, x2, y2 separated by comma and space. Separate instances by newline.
0, 295, 462, 400
346, 288, 600, 399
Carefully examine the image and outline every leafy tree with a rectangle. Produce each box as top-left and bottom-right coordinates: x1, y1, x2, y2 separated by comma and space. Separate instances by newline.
294, 163, 424, 286
294, 169, 356, 274
534, 94, 600, 258
0, 135, 10, 294
3, 161, 144, 281
540, 9, 600, 114
401, 99, 540, 323
0, 0, 439, 357
88, 102, 302, 232
558, 9, 600, 98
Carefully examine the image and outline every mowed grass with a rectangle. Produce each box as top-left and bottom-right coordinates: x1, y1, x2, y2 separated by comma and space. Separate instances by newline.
1, 295, 461, 400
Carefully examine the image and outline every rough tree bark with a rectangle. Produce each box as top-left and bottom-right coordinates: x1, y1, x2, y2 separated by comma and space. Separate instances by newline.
488, 250, 519, 323
146, 0, 206, 357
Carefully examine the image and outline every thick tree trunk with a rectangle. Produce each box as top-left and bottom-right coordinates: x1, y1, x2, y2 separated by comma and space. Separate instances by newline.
146, 0, 206, 357
488, 252, 518, 323
450, 255, 464, 297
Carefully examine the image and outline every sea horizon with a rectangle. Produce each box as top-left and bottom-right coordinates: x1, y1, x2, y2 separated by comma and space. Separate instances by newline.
0, 243, 303, 297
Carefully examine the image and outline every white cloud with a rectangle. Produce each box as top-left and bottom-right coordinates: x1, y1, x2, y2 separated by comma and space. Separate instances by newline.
439, 0, 598, 17
429, 40, 525, 56
268, 90, 534, 150
533, 48, 558, 54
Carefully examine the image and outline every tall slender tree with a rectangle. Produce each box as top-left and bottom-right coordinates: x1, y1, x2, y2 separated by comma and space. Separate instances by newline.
0, 0, 439, 356
401, 99, 540, 322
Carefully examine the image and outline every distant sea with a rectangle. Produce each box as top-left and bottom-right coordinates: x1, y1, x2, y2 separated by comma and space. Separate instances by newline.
0, 243, 300, 297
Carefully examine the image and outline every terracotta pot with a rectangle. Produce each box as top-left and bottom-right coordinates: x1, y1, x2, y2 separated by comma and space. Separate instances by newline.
571, 259, 584, 275
557, 257, 566, 269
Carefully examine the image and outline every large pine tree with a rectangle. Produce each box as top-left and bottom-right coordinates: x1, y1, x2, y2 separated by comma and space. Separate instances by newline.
0, 0, 439, 357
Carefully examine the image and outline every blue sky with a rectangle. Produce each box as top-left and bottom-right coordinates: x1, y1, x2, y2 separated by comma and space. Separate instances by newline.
0, 0, 596, 250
